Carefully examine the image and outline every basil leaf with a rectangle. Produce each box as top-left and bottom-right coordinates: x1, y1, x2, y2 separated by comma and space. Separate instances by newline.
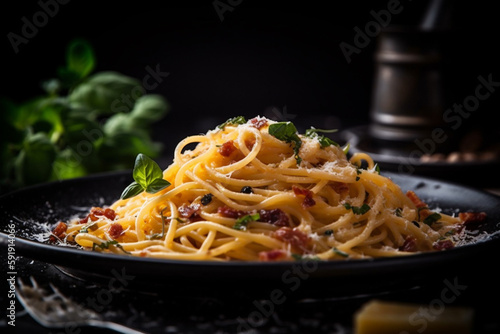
69, 71, 142, 115
130, 95, 169, 124
145, 178, 170, 194
51, 149, 88, 181
120, 154, 171, 199
15, 133, 57, 186
104, 95, 169, 135
120, 181, 144, 200
133, 153, 163, 188
66, 39, 95, 80
268, 122, 302, 164
269, 122, 298, 141
98, 133, 163, 170
103, 113, 135, 136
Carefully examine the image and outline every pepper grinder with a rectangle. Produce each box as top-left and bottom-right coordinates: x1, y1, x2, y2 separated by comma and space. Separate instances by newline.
369, 26, 446, 145
344, 0, 454, 161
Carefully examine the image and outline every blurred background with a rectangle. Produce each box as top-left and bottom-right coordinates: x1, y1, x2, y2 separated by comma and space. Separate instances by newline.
2, 0, 499, 191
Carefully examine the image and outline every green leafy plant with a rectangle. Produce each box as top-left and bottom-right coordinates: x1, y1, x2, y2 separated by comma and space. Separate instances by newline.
1, 39, 169, 193
120, 153, 171, 199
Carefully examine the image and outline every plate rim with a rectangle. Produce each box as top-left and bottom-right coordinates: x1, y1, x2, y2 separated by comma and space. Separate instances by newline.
2, 170, 500, 275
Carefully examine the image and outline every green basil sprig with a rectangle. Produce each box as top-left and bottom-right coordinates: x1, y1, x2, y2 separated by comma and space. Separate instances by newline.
268, 122, 303, 164
121, 154, 171, 199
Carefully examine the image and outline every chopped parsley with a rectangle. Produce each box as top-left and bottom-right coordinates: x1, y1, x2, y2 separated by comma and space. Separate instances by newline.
304, 128, 339, 148
92, 240, 130, 254
344, 203, 371, 215
423, 212, 442, 226
332, 247, 349, 258
148, 209, 168, 240
217, 116, 247, 130
233, 213, 260, 231
79, 222, 98, 233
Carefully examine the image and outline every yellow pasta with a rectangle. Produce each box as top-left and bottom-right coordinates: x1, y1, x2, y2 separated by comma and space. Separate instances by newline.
54, 116, 479, 261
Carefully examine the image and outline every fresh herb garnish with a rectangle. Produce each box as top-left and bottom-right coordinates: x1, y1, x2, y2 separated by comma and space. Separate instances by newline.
217, 116, 246, 130
149, 208, 168, 240
268, 122, 303, 164
332, 247, 349, 258
305, 128, 339, 148
342, 143, 351, 155
233, 213, 260, 231
120, 153, 171, 199
79, 222, 98, 233
423, 212, 442, 226
92, 240, 130, 254
344, 203, 371, 215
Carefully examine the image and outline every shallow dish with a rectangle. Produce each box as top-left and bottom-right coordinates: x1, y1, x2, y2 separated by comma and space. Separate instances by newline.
1, 170, 499, 298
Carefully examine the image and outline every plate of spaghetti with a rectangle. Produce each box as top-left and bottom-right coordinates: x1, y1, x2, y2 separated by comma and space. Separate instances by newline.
2, 116, 499, 295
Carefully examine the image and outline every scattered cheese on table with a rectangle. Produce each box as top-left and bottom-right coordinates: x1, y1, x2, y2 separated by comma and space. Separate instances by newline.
354, 299, 474, 334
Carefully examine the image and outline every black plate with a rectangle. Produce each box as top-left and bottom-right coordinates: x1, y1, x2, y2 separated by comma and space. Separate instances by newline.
1, 170, 500, 298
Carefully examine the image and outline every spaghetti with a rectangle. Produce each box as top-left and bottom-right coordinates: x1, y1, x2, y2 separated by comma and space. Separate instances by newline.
51, 116, 486, 261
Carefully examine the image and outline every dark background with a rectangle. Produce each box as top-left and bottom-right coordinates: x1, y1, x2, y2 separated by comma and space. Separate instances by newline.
2, 3, 500, 333
2, 0, 499, 161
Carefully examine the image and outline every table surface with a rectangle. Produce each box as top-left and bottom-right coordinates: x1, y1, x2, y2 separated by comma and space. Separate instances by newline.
3, 250, 500, 334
